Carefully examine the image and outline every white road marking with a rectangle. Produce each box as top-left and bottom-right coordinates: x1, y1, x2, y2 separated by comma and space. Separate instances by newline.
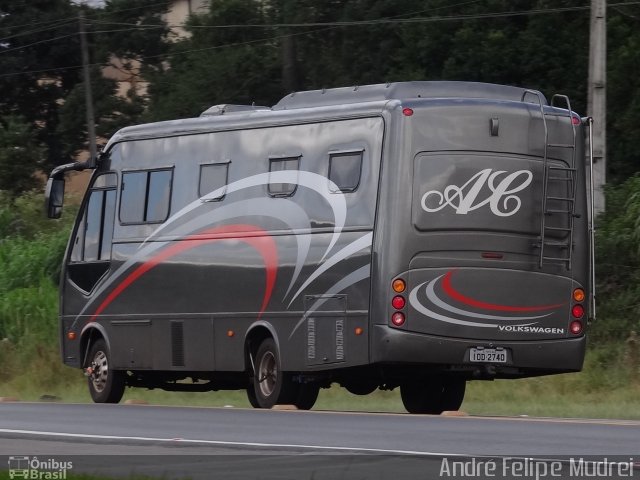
0, 428, 467, 457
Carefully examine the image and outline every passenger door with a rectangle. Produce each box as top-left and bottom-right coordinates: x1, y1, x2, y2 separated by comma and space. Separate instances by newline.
67, 172, 117, 293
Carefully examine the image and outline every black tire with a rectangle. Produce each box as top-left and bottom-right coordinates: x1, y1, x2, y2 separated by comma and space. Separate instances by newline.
441, 379, 466, 412
246, 383, 260, 408
293, 383, 320, 410
344, 381, 378, 396
86, 339, 125, 404
400, 377, 445, 414
252, 338, 296, 408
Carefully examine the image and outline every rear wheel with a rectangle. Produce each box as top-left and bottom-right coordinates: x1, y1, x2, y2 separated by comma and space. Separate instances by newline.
400, 377, 466, 414
293, 383, 320, 410
86, 339, 125, 404
344, 380, 378, 396
440, 378, 466, 411
401, 377, 444, 414
252, 338, 296, 408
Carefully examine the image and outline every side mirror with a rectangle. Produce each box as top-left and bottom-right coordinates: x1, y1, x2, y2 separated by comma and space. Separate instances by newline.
45, 177, 65, 219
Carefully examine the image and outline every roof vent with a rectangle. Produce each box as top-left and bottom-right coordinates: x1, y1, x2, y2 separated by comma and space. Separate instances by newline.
200, 104, 271, 117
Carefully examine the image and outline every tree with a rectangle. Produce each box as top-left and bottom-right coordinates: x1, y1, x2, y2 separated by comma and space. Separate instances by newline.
52, 0, 169, 161
0, 0, 170, 173
56, 67, 146, 159
0, 1, 82, 170
144, 0, 281, 121
0, 116, 42, 196
607, 9, 640, 181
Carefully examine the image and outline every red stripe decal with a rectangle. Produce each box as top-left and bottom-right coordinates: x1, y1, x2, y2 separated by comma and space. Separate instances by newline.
441, 270, 564, 312
90, 225, 277, 321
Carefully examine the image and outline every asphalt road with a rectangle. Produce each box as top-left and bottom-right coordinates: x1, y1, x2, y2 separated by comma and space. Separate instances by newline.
1, 403, 638, 479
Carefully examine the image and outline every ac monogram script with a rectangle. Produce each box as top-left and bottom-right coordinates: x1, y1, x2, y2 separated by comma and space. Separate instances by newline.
420, 169, 533, 217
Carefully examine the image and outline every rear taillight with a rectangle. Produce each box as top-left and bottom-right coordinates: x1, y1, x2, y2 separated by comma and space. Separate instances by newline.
391, 312, 406, 327
572, 304, 584, 319
392, 295, 406, 310
570, 320, 583, 335
392, 278, 406, 293
570, 288, 586, 335
391, 278, 407, 328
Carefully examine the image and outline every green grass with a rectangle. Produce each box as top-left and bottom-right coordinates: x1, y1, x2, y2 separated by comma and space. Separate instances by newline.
2, 343, 638, 419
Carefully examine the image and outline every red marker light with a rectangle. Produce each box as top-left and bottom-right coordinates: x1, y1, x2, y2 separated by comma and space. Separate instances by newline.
391, 312, 405, 327
402, 107, 414, 117
572, 116, 581, 126
392, 295, 406, 310
571, 304, 584, 319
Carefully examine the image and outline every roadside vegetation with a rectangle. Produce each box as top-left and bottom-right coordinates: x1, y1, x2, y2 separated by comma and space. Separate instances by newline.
0, 185, 638, 418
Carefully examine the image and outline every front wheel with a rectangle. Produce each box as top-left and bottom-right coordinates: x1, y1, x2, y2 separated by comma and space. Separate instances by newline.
86, 339, 125, 404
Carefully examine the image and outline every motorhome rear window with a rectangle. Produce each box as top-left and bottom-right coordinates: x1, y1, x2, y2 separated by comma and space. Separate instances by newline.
120, 168, 173, 224
268, 157, 300, 197
199, 162, 229, 200
328, 150, 363, 192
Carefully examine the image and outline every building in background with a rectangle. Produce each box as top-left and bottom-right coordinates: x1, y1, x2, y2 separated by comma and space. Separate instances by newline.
101, 0, 209, 99
69, 0, 210, 195
165, 0, 209, 39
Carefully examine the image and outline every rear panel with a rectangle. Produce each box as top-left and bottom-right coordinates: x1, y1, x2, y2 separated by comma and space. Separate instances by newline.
371, 97, 589, 377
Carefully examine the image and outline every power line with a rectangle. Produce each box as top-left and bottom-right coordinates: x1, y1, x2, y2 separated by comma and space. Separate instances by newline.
0, 18, 78, 43
86, 3, 618, 29
0, 32, 78, 56
3, 1, 639, 79
0, 1, 170, 42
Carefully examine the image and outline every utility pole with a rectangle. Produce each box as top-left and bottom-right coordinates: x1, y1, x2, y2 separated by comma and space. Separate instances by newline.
79, 9, 97, 163
587, 0, 606, 215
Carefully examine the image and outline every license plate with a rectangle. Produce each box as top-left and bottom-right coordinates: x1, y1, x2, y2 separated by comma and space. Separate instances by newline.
470, 347, 507, 363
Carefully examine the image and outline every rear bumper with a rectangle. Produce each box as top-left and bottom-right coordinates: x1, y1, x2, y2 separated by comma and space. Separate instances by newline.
371, 325, 586, 378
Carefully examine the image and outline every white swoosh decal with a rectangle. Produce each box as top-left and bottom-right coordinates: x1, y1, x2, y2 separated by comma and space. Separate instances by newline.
144, 170, 346, 261
287, 232, 373, 307
409, 280, 537, 328
425, 275, 551, 321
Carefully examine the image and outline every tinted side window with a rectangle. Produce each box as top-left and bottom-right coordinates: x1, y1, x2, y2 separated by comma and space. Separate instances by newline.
199, 162, 229, 200
72, 173, 118, 262
329, 150, 363, 193
120, 171, 146, 223
120, 169, 173, 224
268, 157, 299, 197
83, 190, 104, 261
146, 170, 172, 222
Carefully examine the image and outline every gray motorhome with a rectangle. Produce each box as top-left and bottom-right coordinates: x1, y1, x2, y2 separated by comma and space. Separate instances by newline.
46, 81, 595, 413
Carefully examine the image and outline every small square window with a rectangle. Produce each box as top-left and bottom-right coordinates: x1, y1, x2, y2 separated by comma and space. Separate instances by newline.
268, 157, 300, 197
199, 162, 229, 200
329, 150, 363, 193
